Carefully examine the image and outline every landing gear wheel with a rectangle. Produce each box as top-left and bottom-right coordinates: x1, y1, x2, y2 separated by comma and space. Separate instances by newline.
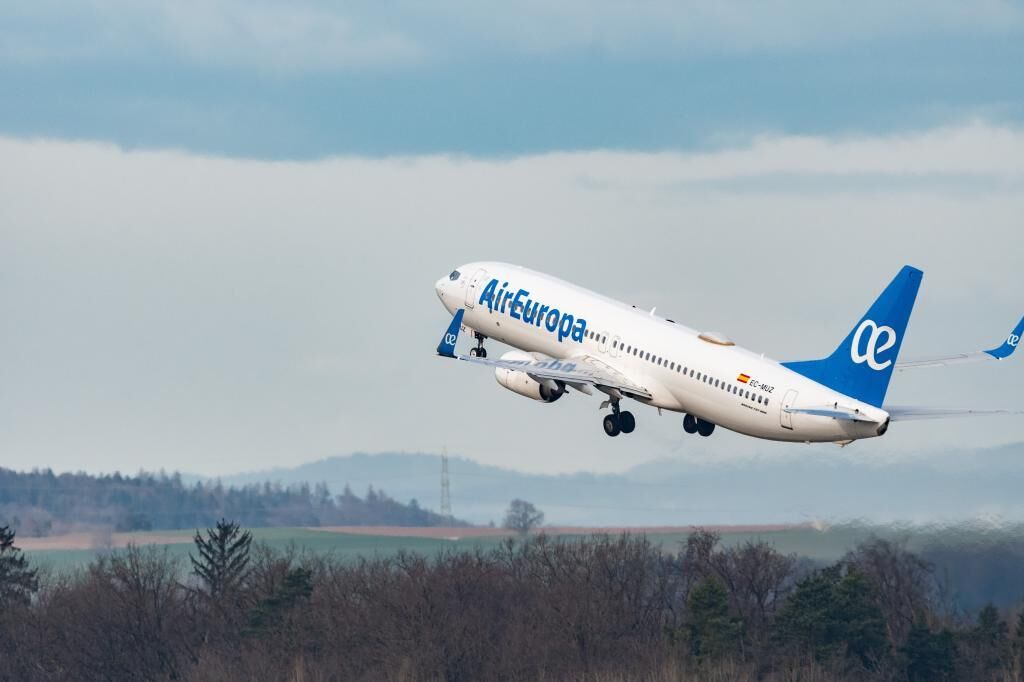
696, 419, 716, 437
618, 411, 635, 434
603, 414, 621, 437
472, 332, 487, 358
683, 414, 698, 434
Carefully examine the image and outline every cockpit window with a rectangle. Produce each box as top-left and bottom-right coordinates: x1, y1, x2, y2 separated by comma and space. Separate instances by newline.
449, 270, 461, 281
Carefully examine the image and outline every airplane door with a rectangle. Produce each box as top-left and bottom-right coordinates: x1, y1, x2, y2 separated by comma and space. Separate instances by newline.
465, 269, 487, 309
780, 389, 798, 429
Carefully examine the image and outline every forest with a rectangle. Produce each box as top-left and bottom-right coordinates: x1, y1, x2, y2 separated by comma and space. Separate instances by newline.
2, 522, 1023, 681
0, 467, 459, 534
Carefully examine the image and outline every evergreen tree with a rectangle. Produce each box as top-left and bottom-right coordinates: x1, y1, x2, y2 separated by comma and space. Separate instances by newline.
773, 565, 842, 661
247, 567, 314, 635
686, 578, 741, 661
833, 570, 888, 668
1014, 610, 1024, 678
774, 564, 888, 669
190, 518, 253, 599
971, 603, 1010, 676
0, 525, 38, 607
902, 621, 956, 681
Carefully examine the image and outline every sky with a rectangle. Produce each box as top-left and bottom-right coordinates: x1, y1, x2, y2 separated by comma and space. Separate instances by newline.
2, 1, 1023, 477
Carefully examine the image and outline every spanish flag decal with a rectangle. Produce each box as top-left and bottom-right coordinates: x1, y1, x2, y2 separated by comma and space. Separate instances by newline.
737, 373, 751, 384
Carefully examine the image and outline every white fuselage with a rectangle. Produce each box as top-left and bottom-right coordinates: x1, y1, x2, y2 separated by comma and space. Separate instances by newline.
436, 262, 890, 443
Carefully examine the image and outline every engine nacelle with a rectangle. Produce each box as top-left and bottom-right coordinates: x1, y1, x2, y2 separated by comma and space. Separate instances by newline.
494, 351, 566, 403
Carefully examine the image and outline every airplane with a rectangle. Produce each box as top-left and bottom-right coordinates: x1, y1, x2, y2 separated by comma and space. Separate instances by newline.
434, 262, 1023, 444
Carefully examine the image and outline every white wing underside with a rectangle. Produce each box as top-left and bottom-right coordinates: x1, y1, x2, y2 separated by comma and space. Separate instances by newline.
458, 353, 653, 400
895, 351, 997, 370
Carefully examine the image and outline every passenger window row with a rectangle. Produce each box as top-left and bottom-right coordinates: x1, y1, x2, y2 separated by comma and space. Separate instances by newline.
681, 368, 769, 406
601, 336, 769, 408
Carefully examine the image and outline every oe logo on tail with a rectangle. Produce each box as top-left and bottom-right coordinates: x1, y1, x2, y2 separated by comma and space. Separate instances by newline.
1009, 334, 1021, 348
851, 319, 897, 371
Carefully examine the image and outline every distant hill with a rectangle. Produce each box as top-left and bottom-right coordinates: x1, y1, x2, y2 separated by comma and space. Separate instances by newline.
220, 443, 1024, 526
0, 468, 466, 536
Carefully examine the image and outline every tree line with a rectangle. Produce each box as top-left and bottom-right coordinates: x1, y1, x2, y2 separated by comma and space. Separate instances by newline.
0, 467, 462, 534
2, 522, 1024, 680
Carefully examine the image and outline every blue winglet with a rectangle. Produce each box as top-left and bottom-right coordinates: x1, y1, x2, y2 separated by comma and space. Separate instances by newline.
985, 316, 1024, 360
437, 309, 465, 357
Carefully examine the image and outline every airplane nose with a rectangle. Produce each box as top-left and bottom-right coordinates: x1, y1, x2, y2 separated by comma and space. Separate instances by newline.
435, 276, 447, 301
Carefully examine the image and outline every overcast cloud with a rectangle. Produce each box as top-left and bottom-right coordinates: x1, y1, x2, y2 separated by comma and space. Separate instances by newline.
2, 122, 1022, 476
3, 1, 1021, 68
2, 1, 1022, 158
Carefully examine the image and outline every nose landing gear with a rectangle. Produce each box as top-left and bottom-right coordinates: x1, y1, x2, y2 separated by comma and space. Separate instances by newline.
602, 400, 636, 437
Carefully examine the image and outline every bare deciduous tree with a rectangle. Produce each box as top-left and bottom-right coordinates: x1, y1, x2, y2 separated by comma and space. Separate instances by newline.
845, 537, 934, 645
682, 528, 798, 656
2, 526, 1023, 681
503, 499, 544, 534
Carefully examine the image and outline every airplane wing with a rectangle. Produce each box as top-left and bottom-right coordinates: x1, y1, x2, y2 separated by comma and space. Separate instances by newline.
895, 315, 1023, 370
885, 406, 1024, 421
436, 309, 652, 400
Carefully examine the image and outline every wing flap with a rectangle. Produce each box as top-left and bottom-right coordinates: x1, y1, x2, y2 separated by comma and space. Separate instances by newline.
459, 354, 653, 399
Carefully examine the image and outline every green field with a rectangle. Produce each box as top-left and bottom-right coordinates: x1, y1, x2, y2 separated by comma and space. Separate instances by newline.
26, 523, 1005, 573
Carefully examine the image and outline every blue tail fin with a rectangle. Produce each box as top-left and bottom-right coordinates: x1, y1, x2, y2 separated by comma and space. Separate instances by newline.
782, 266, 923, 407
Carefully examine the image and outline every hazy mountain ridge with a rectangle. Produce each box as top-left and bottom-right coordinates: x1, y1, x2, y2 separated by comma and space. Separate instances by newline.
0, 467, 464, 536
220, 443, 1024, 526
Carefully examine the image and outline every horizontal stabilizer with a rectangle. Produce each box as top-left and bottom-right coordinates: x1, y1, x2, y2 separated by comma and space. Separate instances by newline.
885, 406, 1024, 421
783, 406, 881, 423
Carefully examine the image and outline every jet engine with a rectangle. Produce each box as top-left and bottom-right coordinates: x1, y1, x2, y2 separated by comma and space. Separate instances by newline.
494, 350, 566, 403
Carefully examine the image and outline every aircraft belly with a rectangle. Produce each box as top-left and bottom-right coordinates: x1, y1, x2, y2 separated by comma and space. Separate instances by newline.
667, 382, 876, 443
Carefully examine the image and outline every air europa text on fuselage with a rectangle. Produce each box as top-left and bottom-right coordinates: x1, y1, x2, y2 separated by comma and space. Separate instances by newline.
479, 278, 588, 343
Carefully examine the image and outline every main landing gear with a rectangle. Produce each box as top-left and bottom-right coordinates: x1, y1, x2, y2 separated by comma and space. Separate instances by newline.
602, 401, 636, 437
468, 332, 488, 358
683, 413, 715, 437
